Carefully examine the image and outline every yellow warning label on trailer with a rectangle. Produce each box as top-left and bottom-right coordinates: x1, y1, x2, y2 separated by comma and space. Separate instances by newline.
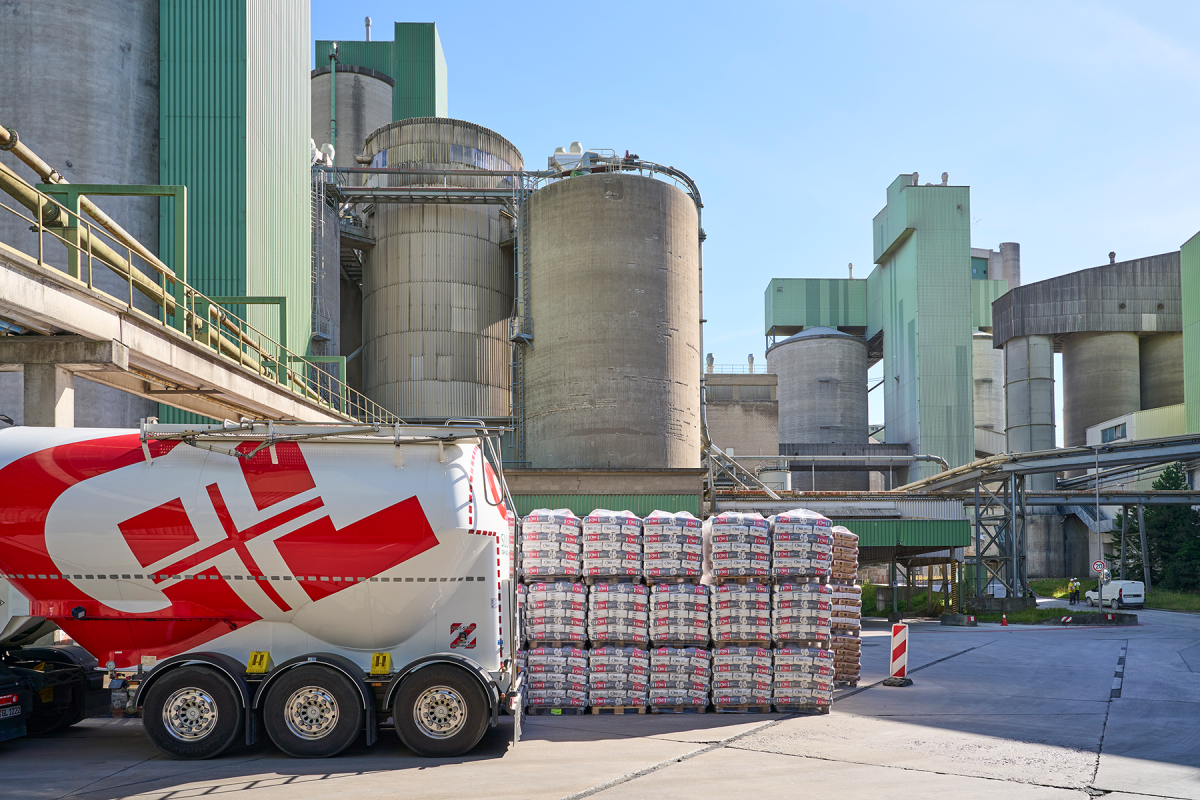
39, 687, 54, 703
246, 651, 272, 674
370, 653, 392, 675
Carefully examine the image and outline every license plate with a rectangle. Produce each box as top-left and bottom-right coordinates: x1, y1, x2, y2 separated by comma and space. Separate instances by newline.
0, 706, 21, 719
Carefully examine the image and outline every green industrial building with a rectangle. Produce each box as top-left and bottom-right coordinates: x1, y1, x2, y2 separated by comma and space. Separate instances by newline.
765, 173, 1013, 484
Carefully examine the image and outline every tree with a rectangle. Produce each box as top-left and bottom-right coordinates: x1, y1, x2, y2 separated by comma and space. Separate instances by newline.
1143, 463, 1200, 591
1106, 509, 1145, 581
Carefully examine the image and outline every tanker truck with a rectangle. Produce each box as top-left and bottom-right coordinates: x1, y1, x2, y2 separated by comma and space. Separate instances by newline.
0, 420, 521, 759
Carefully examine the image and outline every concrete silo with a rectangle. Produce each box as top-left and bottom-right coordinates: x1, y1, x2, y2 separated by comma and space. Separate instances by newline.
361, 118, 522, 419
972, 330, 1006, 455
1062, 332, 1141, 449
524, 173, 701, 469
0, 0, 159, 427
1139, 332, 1184, 410
767, 327, 868, 490
310, 65, 394, 166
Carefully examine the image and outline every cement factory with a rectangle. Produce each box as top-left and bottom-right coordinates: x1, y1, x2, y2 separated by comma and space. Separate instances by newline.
2, 5, 1200, 607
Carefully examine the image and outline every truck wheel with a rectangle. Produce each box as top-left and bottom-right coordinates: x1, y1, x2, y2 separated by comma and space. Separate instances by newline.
393, 665, 489, 757
262, 665, 363, 758
142, 666, 243, 759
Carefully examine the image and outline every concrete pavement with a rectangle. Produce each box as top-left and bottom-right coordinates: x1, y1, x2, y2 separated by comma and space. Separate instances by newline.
2, 609, 1198, 799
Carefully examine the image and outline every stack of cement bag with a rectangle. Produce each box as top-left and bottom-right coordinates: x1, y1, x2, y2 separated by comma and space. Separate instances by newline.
773, 646, 835, 710
711, 583, 771, 643
705, 512, 771, 579
711, 646, 773, 708
521, 582, 587, 645
830, 525, 862, 684
649, 583, 709, 645
524, 646, 588, 709
770, 509, 833, 580
830, 526, 859, 585
582, 510, 642, 578
772, 581, 832, 645
648, 647, 711, 708
587, 583, 649, 646
588, 647, 649, 708
642, 510, 703, 579
520, 509, 582, 580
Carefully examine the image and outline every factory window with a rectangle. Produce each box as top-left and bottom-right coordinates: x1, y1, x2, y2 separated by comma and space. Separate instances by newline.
1101, 423, 1127, 443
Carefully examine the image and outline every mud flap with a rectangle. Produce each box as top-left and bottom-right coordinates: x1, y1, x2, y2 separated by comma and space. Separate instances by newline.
510, 672, 523, 747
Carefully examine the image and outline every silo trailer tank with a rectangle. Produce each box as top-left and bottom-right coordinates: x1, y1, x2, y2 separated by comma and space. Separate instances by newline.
0, 421, 520, 759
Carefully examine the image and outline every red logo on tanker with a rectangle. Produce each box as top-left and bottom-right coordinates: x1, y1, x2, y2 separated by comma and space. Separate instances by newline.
0, 435, 440, 664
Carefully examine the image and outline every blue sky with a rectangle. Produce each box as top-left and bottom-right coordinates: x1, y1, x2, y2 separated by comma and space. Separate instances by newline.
312, 1, 1200, 437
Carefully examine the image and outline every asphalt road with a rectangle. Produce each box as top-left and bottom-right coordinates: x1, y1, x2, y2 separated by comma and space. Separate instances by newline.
3, 608, 1198, 800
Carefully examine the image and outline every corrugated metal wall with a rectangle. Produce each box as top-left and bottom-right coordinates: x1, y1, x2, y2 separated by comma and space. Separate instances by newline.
512, 495, 701, 518
971, 278, 1008, 330
1183, 231, 1200, 433
764, 278, 868, 336
831, 518, 970, 548
316, 22, 446, 122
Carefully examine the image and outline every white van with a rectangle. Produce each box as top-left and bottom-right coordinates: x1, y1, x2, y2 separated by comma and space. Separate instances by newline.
1085, 580, 1145, 609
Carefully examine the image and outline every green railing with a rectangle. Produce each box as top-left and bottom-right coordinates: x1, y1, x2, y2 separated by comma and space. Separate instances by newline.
0, 183, 396, 423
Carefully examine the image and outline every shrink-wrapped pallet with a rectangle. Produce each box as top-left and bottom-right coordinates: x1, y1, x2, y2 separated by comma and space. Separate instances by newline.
650, 583, 709, 645
704, 512, 771, 579
521, 582, 587, 644
830, 526, 859, 585
648, 647, 711, 707
770, 509, 833, 579
772, 582, 832, 645
524, 646, 589, 708
520, 509, 582, 580
773, 646, 834, 709
587, 583, 650, 646
582, 510, 642, 578
711, 646, 773, 707
587, 646, 649, 707
710, 583, 771, 643
642, 510, 704, 580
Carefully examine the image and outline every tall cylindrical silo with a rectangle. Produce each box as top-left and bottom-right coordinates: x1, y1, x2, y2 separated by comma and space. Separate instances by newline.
362, 118, 523, 419
0, 0, 159, 427
1063, 332, 1141, 449
767, 327, 868, 490
310, 65, 394, 167
524, 173, 701, 469
1005, 334, 1056, 487
1139, 332, 1184, 411
973, 330, 1005, 453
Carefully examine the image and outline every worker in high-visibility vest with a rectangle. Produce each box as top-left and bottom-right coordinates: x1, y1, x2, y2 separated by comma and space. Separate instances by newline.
1068, 578, 1080, 605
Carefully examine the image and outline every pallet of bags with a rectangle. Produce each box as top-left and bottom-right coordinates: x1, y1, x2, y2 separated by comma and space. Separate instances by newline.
831, 634, 862, 686
830, 525, 859, 585
520, 509, 582, 580
642, 510, 703, 581
522, 582, 587, 645
772, 581, 832, 646
650, 583, 709, 646
582, 509, 643, 579
704, 512, 771, 579
711, 646, 772, 711
649, 647, 711, 710
770, 509, 833, 580
588, 646, 649, 711
710, 583, 771, 644
773, 646, 834, 713
524, 646, 588, 712
588, 583, 649, 646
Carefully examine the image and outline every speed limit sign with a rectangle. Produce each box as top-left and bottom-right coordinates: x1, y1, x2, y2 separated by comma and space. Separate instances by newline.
1092, 560, 1105, 573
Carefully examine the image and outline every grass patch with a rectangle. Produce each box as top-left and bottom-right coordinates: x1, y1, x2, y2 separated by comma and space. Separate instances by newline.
1030, 578, 1071, 599
1146, 590, 1200, 612
860, 584, 946, 618
973, 607, 1085, 624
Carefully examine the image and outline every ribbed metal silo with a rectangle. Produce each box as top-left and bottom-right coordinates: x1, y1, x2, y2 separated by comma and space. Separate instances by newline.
524, 173, 701, 469
767, 327, 868, 490
361, 118, 522, 419
0, 0, 159, 427
310, 65, 394, 166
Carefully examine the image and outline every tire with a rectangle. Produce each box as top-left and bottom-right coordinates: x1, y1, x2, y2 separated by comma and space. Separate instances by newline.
393, 664, 490, 757
142, 666, 244, 759
1086, 597, 1094, 607
262, 665, 363, 758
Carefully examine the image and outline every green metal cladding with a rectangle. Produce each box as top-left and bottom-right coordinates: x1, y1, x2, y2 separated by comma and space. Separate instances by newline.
832, 518, 971, 548
971, 278, 1009, 329
764, 278, 867, 337
512, 495, 701, 518
159, 0, 312, 421
315, 22, 448, 120
1182, 230, 1200, 433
